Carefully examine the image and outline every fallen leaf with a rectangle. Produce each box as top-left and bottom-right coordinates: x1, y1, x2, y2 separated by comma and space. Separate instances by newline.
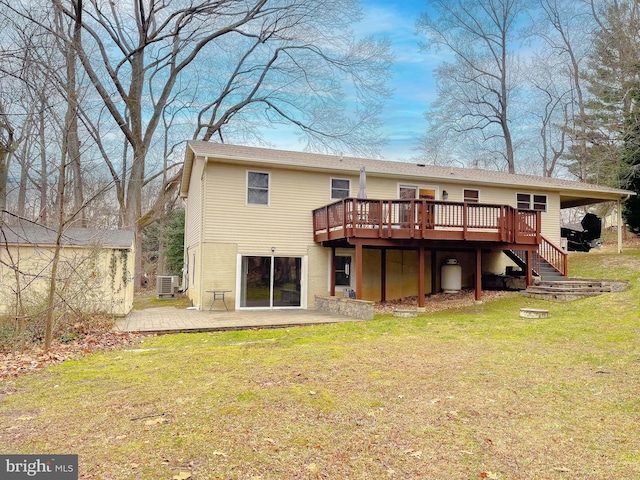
172, 472, 191, 480
403, 448, 422, 458
306, 463, 320, 478
480, 472, 499, 479
211, 451, 227, 457
552, 467, 572, 473
145, 417, 168, 425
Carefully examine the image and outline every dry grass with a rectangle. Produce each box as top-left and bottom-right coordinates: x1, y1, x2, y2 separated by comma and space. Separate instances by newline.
1, 246, 639, 479
133, 291, 192, 310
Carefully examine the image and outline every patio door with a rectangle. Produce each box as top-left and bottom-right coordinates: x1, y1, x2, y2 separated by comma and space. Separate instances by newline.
400, 185, 437, 226
240, 256, 302, 308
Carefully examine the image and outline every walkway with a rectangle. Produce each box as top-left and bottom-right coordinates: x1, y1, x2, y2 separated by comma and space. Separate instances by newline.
114, 307, 358, 334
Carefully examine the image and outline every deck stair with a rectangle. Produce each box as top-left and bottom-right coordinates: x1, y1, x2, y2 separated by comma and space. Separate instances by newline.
504, 249, 566, 281
521, 279, 613, 302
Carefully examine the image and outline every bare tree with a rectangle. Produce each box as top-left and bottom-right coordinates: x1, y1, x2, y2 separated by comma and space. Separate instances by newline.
4, 0, 390, 286
0, 2, 77, 223
528, 0, 594, 180
416, 0, 527, 173
0, 102, 18, 210
533, 78, 570, 178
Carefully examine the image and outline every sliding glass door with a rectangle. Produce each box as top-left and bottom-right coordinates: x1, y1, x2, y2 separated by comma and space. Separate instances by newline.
240, 256, 302, 308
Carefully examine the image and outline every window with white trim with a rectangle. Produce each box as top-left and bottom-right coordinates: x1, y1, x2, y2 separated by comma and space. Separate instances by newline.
399, 186, 417, 199
331, 178, 350, 199
464, 189, 479, 203
247, 171, 269, 205
517, 193, 547, 212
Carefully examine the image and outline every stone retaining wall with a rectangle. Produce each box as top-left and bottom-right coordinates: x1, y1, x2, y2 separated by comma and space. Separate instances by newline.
315, 296, 374, 321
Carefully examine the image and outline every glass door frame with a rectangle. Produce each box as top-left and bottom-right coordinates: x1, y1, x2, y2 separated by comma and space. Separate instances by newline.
236, 254, 307, 309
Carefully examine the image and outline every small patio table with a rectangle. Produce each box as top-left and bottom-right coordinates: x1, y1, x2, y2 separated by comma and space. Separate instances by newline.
207, 289, 231, 312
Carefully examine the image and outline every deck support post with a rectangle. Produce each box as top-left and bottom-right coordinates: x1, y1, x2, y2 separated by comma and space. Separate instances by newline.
381, 249, 387, 302
525, 249, 533, 287
431, 250, 437, 293
330, 247, 336, 296
475, 247, 482, 301
355, 241, 363, 300
418, 246, 425, 307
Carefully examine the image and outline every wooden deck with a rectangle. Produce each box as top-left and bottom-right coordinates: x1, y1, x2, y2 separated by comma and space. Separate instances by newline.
312, 198, 569, 305
313, 198, 541, 246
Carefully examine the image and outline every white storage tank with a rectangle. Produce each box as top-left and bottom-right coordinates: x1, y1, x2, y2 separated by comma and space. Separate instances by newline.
441, 258, 462, 293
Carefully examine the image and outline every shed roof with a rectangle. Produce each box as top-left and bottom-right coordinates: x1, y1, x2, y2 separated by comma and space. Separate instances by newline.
1, 223, 135, 249
181, 141, 635, 208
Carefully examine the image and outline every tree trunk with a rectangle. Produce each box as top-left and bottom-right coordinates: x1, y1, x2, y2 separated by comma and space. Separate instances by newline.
38, 111, 48, 225
0, 150, 8, 211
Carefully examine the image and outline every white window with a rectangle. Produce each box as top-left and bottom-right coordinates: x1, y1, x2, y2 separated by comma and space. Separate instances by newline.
399, 184, 437, 200
517, 193, 547, 212
533, 195, 547, 211
399, 185, 417, 199
331, 178, 350, 199
247, 171, 269, 205
464, 189, 479, 203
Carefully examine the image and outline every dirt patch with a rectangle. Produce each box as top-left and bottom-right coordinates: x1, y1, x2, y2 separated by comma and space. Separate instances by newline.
374, 289, 511, 315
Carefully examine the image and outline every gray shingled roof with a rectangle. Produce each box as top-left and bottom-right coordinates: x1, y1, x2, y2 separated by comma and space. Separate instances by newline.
1, 223, 134, 249
181, 141, 634, 207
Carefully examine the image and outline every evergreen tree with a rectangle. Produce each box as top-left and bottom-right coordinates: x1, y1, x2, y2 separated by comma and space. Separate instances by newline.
579, 0, 640, 230
620, 86, 640, 232
162, 210, 185, 276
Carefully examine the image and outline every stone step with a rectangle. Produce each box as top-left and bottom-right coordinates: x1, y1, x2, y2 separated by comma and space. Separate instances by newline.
394, 309, 417, 318
529, 284, 611, 293
520, 290, 605, 301
521, 278, 628, 302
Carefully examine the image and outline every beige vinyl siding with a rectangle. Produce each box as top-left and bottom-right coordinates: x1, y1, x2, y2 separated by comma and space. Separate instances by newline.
184, 155, 205, 250
192, 154, 568, 307
423, 183, 562, 245
203, 162, 358, 256
203, 160, 563, 251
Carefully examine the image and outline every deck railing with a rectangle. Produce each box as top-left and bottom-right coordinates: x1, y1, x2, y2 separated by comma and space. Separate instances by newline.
536, 236, 568, 276
313, 198, 541, 245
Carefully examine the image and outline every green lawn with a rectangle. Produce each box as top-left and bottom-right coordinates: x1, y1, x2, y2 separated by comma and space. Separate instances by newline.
2, 245, 639, 479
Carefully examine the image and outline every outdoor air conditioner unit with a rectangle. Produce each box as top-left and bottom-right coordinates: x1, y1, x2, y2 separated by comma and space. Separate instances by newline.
157, 275, 178, 297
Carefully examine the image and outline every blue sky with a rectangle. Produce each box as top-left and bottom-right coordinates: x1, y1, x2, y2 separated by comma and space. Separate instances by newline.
265, 1, 437, 161
355, 0, 437, 160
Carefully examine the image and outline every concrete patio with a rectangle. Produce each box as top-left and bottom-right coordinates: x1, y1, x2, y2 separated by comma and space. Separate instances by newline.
114, 306, 359, 334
